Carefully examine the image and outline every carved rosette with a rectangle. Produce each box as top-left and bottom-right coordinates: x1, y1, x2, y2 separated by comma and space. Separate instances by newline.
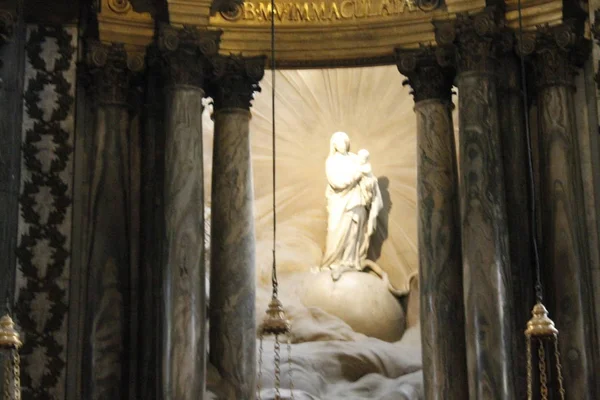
435, 8, 505, 75
395, 47, 454, 103
519, 22, 589, 89
0, 9, 15, 46
157, 25, 222, 88
84, 41, 135, 106
208, 55, 265, 110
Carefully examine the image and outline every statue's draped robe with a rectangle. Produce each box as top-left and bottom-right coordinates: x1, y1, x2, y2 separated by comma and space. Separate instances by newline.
322, 152, 379, 270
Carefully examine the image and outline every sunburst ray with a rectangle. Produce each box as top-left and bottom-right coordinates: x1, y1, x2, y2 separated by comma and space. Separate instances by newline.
203, 65, 458, 293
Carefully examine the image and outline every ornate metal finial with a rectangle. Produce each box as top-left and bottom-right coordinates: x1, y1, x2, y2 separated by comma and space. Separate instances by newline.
525, 302, 558, 338
259, 298, 291, 336
0, 314, 22, 349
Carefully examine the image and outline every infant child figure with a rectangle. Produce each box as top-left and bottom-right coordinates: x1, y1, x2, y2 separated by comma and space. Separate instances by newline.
357, 149, 376, 206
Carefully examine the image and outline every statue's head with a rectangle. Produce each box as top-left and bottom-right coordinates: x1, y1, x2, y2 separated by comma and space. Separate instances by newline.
330, 131, 350, 155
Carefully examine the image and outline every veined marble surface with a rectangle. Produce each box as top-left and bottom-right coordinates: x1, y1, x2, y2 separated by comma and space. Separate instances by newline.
209, 109, 256, 399
162, 87, 206, 399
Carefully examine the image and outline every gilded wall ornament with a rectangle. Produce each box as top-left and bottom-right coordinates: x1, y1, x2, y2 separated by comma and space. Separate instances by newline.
107, 0, 132, 14
156, 24, 222, 88
208, 54, 265, 110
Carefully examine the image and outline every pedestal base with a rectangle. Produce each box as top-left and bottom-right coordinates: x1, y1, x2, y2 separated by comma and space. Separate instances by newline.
299, 271, 405, 342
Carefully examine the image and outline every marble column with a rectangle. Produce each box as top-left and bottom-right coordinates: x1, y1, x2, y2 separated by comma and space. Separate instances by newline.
496, 46, 533, 400
0, 5, 19, 308
207, 55, 264, 399
0, 6, 20, 399
523, 24, 597, 399
83, 41, 140, 399
157, 25, 221, 400
436, 11, 516, 399
396, 48, 468, 400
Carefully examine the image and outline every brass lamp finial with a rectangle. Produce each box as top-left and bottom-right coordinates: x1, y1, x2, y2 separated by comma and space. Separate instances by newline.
259, 297, 290, 336
525, 302, 558, 338
0, 314, 22, 349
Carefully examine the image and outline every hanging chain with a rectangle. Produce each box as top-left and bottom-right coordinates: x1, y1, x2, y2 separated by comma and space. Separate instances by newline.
256, 337, 264, 400
553, 336, 566, 400
11, 351, 20, 400
518, 0, 544, 303
270, 0, 279, 301
287, 336, 294, 400
526, 337, 533, 400
274, 335, 282, 400
538, 339, 549, 400
3, 352, 11, 400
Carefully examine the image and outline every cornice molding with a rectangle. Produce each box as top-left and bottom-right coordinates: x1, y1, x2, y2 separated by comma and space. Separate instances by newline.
97, 0, 154, 51
90, 0, 568, 69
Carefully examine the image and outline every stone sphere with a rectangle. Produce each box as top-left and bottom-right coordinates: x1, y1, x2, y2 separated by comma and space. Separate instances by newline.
299, 271, 405, 342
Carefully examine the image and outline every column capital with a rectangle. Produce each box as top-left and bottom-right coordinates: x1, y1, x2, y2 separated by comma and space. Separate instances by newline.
83, 41, 143, 106
434, 7, 506, 74
518, 21, 589, 89
155, 24, 222, 88
496, 32, 521, 93
0, 9, 15, 46
207, 54, 265, 111
395, 47, 454, 103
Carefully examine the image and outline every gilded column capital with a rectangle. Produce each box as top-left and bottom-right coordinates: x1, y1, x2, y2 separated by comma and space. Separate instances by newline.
518, 21, 589, 89
395, 47, 454, 103
83, 41, 142, 106
207, 55, 265, 111
155, 25, 222, 88
0, 9, 15, 46
434, 7, 506, 75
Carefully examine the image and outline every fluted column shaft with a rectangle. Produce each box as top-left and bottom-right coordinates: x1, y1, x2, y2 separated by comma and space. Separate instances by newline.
396, 49, 468, 400
83, 42, 137, 400
208, 55, 264, 399
524, 25, 597, 399
436, 11, 516, 399
496, 49, 533, 400
157, 26, 221, 400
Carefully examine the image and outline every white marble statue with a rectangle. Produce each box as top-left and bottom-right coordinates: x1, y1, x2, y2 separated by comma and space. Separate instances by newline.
320, 132, 383, 273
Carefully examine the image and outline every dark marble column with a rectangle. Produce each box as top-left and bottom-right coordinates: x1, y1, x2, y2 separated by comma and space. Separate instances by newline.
522, 24, 598, 399
156, 25, 221, 400
207, 55, 264, 399
0, 5, 20, 399
82, 41, 139, 400
436, 11, 516, 399
138, 58, 164, 400
0, 4, 20, 309
496, 44, 534, 400
395, 48, 468, 400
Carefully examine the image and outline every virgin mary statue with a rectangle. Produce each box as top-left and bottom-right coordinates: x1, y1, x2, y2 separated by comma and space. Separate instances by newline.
320, 132, 383, 271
